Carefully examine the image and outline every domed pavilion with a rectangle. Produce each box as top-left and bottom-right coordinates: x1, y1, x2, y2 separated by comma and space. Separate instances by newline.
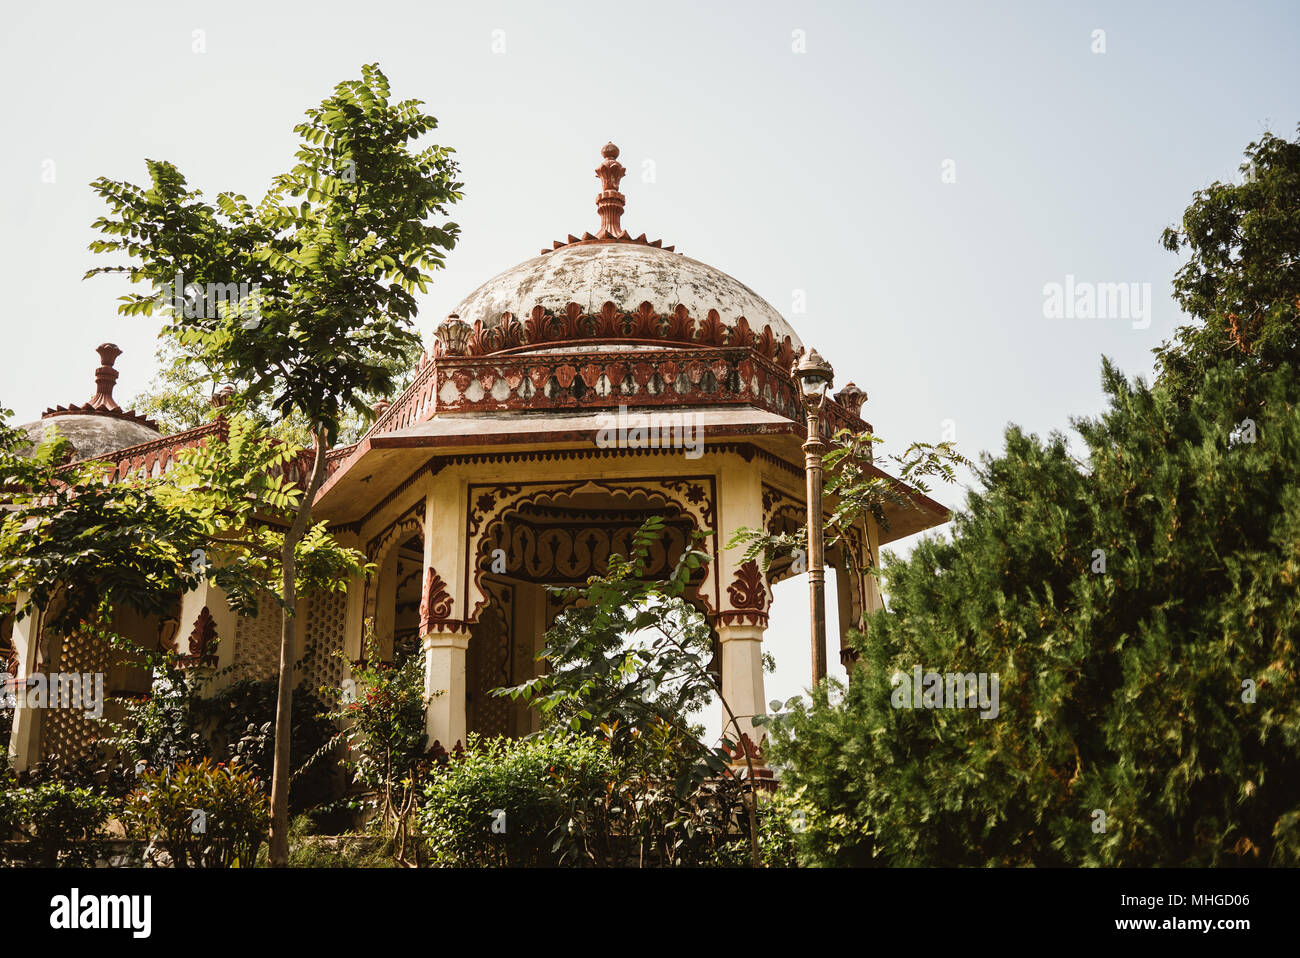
4, 144, 948, 772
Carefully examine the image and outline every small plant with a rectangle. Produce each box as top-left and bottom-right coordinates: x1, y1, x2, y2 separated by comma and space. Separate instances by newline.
124, 758, 269, 867
325, 625, 432, 865
418, 732, 615, 867
0, 781, 114, 866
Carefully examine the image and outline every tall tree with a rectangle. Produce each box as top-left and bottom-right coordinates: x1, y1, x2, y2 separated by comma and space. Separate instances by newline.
86, 63, 462, 864
1156, 125, 1300, 400
131, 337, 420, 446
0, 411, 202, 635
766, 129, 1300, 866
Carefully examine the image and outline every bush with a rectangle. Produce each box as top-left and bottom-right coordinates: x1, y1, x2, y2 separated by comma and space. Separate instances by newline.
770, 359, 1300, 866
710, 789, 801, 868
419, 733, 615, 866
0, 781, 114, 866
124, 758, 269, 867
111, 665, 339, 812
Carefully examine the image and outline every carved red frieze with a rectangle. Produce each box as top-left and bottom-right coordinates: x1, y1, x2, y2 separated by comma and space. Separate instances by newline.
721, 560, 768, 627
171, 606, 219, 668
418, 567, 454, 634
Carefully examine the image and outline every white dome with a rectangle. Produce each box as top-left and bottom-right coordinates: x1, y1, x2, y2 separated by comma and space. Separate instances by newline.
450, 241, 802, 349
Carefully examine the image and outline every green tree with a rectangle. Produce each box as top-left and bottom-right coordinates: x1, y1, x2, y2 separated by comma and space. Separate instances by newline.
131, 337, 419, 445
497, 517, 768, 866
1156, 125, 1300, 400
85, 63, 462, 864
769, 357, 1300, 866
0, 410, 202, 634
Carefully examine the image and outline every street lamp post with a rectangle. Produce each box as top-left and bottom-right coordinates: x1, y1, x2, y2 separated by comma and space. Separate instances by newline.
794, 348, 834, 685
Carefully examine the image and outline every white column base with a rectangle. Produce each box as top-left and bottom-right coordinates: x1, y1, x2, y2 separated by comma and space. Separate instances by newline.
423, 629, 469, 752
718, 622, 766, 762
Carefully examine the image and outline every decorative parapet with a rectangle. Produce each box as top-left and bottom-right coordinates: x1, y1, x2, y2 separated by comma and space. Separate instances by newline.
324, 443, 357, 478
429, 302, 799, 364
433, 345, 802, 418
98, 419, 228, 482
364, 333, 868, 449
92, 418, 329, 488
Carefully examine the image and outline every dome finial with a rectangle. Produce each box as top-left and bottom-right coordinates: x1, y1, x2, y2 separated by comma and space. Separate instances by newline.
595, 142, 627, 237
88, 343, 123, 412
541, 143, 673, 254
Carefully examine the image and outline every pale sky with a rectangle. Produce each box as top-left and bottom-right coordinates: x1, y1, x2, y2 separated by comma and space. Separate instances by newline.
3, 0, 1297, 714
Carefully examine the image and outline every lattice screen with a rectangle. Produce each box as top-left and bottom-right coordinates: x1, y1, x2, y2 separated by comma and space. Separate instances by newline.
232, 600, 282, 682
469, 582, 513, 738
41, 631, 111, 763
300, 589, 350, 704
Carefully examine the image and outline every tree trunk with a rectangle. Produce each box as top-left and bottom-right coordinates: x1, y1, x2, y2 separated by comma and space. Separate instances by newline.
268, 427, 330, 867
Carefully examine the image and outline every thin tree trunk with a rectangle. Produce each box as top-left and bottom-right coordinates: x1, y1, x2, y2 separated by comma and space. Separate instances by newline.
268, 426, 330, 867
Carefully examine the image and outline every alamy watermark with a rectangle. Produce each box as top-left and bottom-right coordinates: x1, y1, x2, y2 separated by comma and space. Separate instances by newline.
890, 665, 1000, 719
154, 270, 262, 328
1, 671, 105, 719
1042, 275, 1151, 330
595, 405, 703, 459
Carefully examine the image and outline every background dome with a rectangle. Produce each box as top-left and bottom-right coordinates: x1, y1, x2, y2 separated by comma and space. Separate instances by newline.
20, 415, 159, 462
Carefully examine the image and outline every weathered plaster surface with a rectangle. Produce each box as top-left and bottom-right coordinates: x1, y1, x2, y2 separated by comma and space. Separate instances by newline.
20, 415, 160, 462
451, 243, 802, 348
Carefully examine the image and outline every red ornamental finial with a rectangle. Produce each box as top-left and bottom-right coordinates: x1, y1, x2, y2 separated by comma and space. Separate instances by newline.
595, 142, 627, 237
87, 343, 123, 412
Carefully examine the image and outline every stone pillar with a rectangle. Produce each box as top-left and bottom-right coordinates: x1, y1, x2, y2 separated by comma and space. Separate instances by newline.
717, 622, 766, 744
715, 460, 769, 762
511, 580, 548, 735
374, 546, 400, 663
834, 516, 883, 678
420, 472, 470, 751
834, 563, 857, 671
342, 571, 367, 663
175, 578, 239, 687
423, 628, 469, 751
7, 594, 43, 771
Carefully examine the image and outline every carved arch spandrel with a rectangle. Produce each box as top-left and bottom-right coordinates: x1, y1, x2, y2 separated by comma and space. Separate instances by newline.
463, 477, 719, 624
758, 482, 806, 590
828, 521, 874, 634
362, 501, 425, 623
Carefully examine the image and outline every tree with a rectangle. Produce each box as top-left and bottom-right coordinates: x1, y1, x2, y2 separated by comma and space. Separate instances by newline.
767, 357, 1300, 866
1156, 125, 1300, 400
85, 63, 463, 864
497, 517, 769, 866
0, 410, 202, 635
728, 426, 969, 632
756, 129, 1300, 867
131, 337, 420, 446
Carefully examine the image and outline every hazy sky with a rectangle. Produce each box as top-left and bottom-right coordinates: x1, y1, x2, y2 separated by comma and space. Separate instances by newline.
3, 1, 1297, 710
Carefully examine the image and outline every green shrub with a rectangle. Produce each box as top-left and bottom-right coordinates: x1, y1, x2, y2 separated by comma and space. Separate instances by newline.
326, 637, 429, 860
770, 359, 1300, 866
419, 733, 615, 866
110, 665, 339, 812
124, 758, 268, 867
0, 781, 114, 866
710, 788, 801, 868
